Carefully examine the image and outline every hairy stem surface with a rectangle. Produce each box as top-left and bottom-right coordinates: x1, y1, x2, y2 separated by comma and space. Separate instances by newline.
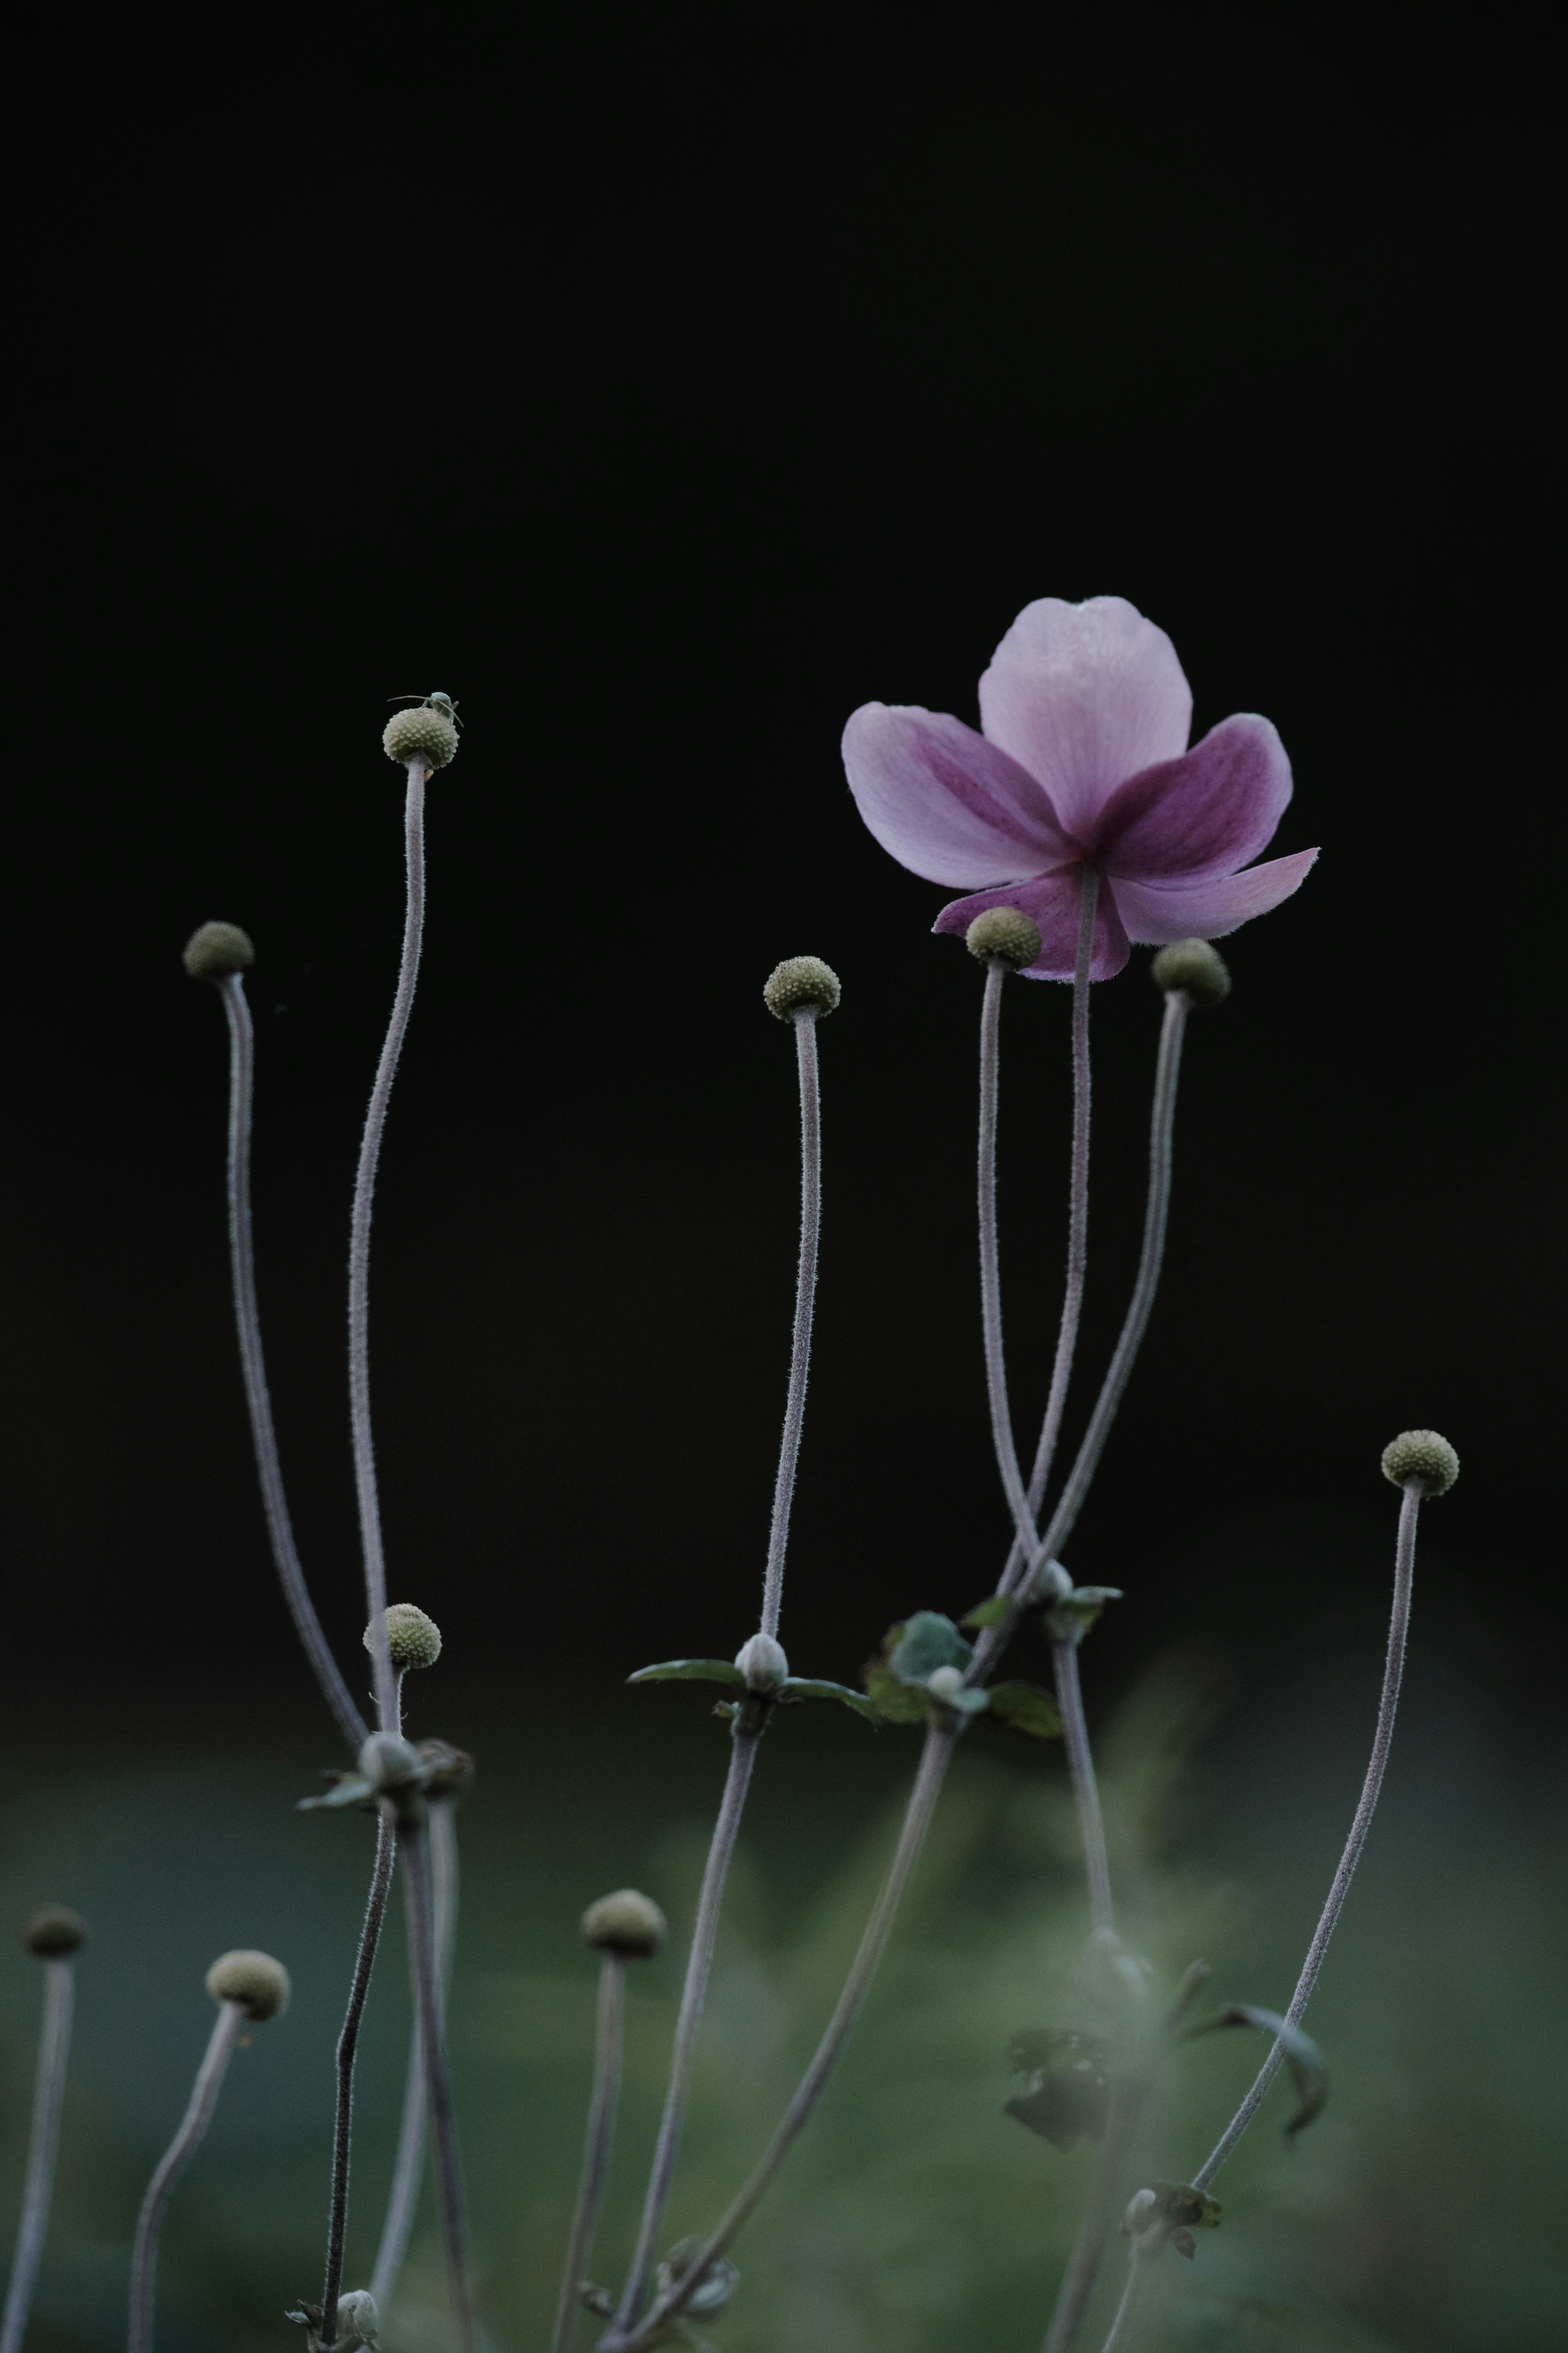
978, 960, 1034, 1546
321, 1817, 396, 2347
550, 1956, 627, 2353
1, 1961, 75, 2353
398, 1816, 473, 2352
370, 1799, 459, 2315
1042, 2081, 1147, 2353
127, 2003, 242, 2353
761, 1008, 822, 1639
1052, 1638, 1114, 1940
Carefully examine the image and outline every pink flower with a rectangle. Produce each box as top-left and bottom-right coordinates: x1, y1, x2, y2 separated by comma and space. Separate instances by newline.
842, 597, 1318, 979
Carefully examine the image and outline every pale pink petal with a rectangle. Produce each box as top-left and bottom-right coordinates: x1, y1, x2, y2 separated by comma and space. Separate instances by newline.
1090, 715, 1292, 881
842, 704, 1073, 886
978, 597, 1192, 841
933, 870, 1132, 981
1108, 849, 1319, 944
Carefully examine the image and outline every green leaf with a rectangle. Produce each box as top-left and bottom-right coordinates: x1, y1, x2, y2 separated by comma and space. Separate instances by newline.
862, 1659, 930, 1724
1044, 1586, 1123, 1642
298, 1775, 375, 1813
1183, 2005, 1328, 2141
888, 1611, 973, 1685
1007, 2027, 1111, 2076
960, 1594, 1011, 1629
782, 1677, 880, 1722
1152, 2180, 1221, 2229
987, 1680, 1064, 1738
628, 1659, 746, 1687
1004, 2028, 1112, 2150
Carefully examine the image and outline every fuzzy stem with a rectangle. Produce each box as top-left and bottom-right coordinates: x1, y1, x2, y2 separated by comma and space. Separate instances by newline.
1041, 2079, 1147, 2353
321, 1816, 396, 2348
615, 1722, 957, 2351
612, 1727, 760, 2332
397, 1814, 473, 2351
760, 1008, 822, 1639
550, 1956, 628, 2353
350, 761, 428, 1735
1052, 1639, 1115, 1940
127, 2003, 243, 2353
370, 1798, 459, 2316
220, 976, 367, 1753
1, 1960, 75, 2353
978, 960, 1034, 1546
1193, 1479, 1423, 2190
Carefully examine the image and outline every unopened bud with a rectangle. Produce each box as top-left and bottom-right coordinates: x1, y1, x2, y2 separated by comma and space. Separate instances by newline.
965, 907, 1042, 970
416, 1739, 474, 1800
734, 1632, 789, 1693
1150, 939, 1230, 1005
1122, 2186, 1158, 2237
383, 704, 459, 769
333, 2289, 379, 2346
763, 956, 841, 1021
581, 1889, 667, 1958
365, 1603, 442, 1672
359, 1733, 425, 1793
24, 1905, 87, 1958
182, 921, 255, 981
206, 1948, 290, 2021
926, 1665, 965, 1700
1380, 1429, 1459, 1498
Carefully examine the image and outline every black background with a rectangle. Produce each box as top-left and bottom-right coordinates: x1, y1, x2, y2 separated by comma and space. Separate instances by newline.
5, 6, 1560, 1735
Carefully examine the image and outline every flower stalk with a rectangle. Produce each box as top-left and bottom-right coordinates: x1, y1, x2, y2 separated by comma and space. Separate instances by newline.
320, 1818, 396, 2350
550, 1954, 628, 2353
370, 1795, 460, 2317
397, 1812, 474, 2353
127, 2003, 244, 2353
761, 1005, 824, 1640
1, 1958, 76, 2353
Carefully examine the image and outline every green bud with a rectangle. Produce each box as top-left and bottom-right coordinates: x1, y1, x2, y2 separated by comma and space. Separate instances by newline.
1150, 939, 1230, 1005
763, 956, 841, 1020
24, 1904, 87, 1958
965, 907, 1042, 969
581, 1888, 667, 1959
182, 921, 255, 981
1380, 1428, 1459, 1498
734, 1632, 788, 1694
365, 1603, 442, 1672
383, 704, 459, 769
206, 1948, 290, 2021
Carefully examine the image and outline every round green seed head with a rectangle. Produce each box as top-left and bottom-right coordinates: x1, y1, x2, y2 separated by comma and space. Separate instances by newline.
1150, 939, 1231, 1006
581, 1888, 667, 1959
1381, 1429, 1459, 1498
206, 1948, 290, 2021
965, 907, 1042, 969
24, 1904, 87, 1958
365, 1603, 442, 1672
763, 956, 841, 1021
383, 705, 459, 769
182, 921, 255, 981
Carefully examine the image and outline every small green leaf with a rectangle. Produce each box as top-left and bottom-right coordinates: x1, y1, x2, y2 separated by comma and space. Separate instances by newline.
1152, 2180, 1221, 2229
888, 1611, 973, 1685
960, 1594, 1011, 1629
713, 1701, 739, 1721
298, 1776, 376, 1813
1004, 2030, 1113, 2150
782, 1677, 880, 1722
1044, 1586, 1123, 1642
862, 1659, 930, 1724
628, 1659, 746, 1687
1183, 2005, 1328, 2141
987, 1680, 1064, 1738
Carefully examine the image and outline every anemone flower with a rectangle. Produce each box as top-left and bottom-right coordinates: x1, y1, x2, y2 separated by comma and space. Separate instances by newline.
842, 596, 1318, 979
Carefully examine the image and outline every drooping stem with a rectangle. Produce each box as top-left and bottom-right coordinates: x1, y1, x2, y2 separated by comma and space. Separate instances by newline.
321, 1816, 396, 2349
1052, 1638, 1114, 1940
612, 1727, 760, 2333
370, 1798, 460, 2316
617, 1722, 958, 2351
761, 1008, 822, 1640
1193, 1479, 1423, 2190
978, 961, 1034, 1547
127, 2003, 243, 2353
1, 1961, 75, 2353
220, 976, 367, 1753
550, 1956, 628, 2353
397, 1814, 473, 2353
350, 761, 429, 1735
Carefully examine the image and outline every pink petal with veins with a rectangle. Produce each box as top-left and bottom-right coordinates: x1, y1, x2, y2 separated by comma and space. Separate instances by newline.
842, 704, 1073, 887
1091, 715, 1292, 881
933, 870, 1132, 981
1109, 849, 1320, 943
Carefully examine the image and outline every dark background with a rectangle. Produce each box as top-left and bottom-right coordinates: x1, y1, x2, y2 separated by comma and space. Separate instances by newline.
4, 5, 1560, 1731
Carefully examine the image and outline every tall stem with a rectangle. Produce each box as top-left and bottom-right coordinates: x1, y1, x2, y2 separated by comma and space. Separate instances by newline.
321, 1817, 396, 2348
397, 1815, 473, 2352
617, 1722, 958, 2351
1052, 1639, 1114, 1940
127, 2003, 243, 2353
612, 1728, 760, 2332
550, 1956, 628, 2353
1194, 1479, 1423, 2190
1042, 2081, 1147, 2353
761, 1008, 822, 1639
370, 1799, 460, 2315
1, 1961, 75, 2353
350, 761, 428, 1735
978, 961, 1034, 1546
1096, 2245, 1150, 2353
221, 977, 367, 1753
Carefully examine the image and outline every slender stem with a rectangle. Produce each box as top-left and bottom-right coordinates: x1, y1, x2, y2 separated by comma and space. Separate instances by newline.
397, 1815, 473, 2352
321, 1816, 396, 2348
370, 1798, 460, 2315
1193, 1479, 1423, 2190
127, 2003, 243, 2353
616, 1722, 958, 2351
978, 961, 1035, 1548
1, 1961, 75, 2353
1053, 1639, 1114, 1940
1042, 2080, 1147, 2353
761, 1008, 822, 1639
220, 977, 367, 1753
550, 1957, 628, 2353
613, 1728, 760, 2332
1096, 2245, 1150, 2353
350, 761, 429, 1735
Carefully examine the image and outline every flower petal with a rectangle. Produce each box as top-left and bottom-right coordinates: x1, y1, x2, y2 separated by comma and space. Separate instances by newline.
1090, 715, 1292, 882
1108, 850, 1319, 944
978, 597, 1192, 841
843, 704, 1072, 886
933, 871, 1132, 981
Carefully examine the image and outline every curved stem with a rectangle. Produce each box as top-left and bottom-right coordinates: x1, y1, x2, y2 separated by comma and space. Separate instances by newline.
761, 1008, 822, 1639
550, 1956, 627, 2353
1041, 2080, 1147, 2353
612, 1727, 760, 2332
1052, 1639, 1114, 1940
397, 1815, 473, 2352
1194, 1479, 1423, 2189
221, 977, 367, 1753
321, 1817, 396, 2347
370, 1798, 459, 2316
978, 961, 1034, 1547
350, 762, 429, 1735
1, 1961, 75, 2353
1096, 2245, 1150, 2353
615, 1722, 957, 2352
127, 2003, 242, 2353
